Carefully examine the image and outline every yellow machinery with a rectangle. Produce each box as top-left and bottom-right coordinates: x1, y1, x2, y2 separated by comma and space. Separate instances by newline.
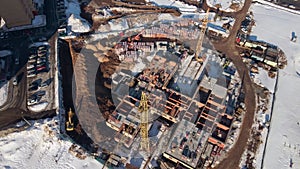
195, 8, 210, 63
138, 91, 150, 153
66, 108, 74, 131
102, 92, 150, 169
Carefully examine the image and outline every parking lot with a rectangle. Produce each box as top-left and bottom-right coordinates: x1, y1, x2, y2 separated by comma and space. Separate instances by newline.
26, 42, 55, 112
0, 0, 59, 129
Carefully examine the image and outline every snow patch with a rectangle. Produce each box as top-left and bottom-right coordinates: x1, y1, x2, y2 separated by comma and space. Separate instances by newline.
252, 3, 300, 169
0, 83, 8, 107
294, 56, 300, 76
108, 18, 129, 31
146, 0, 197, 12
0, 117, 104, 168
65, 0, 91, 33
68, 14, 91, 33
253, 68, 276, 93
28, 101, 49, 112
207, 0, 245, 12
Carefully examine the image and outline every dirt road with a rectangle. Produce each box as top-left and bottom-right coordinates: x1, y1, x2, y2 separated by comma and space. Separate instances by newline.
211, 0, 256, 169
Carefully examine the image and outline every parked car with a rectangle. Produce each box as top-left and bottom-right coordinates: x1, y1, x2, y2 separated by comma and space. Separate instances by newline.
27, 64, 35, 69
38, 52, 47, 57
39, 81, 49, 89
37, 66, 46, 71
39, 55, 48, 60
27, 95, 41, 105
38, 45, 48, 50
37, 57, 47, 62
34, 90, 46, 97
27, 72, 37, 78
30, 78, 42, 87
37, 62, 47, 68
27, 68, 36, 74
37, 60, 46, 65
29, 54, 37, 60
28, 84, 38, 91
28, 58, 36, 64
12, 76, 18, 85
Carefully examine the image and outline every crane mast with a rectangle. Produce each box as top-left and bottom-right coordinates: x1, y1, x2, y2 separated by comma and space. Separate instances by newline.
138, 91, 150, 153
195, 8, 210, 63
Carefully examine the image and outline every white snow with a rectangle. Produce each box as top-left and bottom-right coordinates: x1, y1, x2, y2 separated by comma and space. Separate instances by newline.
146, 0, 197, 12
0, 17, 5, 29
65, 0, 91, 33
251, 3, 300, 169
253, 0, 300, 15
68, 14, 91, 33
0, 83, 8, 107
28, 101, 49, 112
158, 13, 175, 20
108, 18, 129, 31
131, 57, 146, 75
207, 0, 245, 12
89, 32, 120, 42
295, 56, 300, 75
0, 117, 103, 169
253, 67, 276, 93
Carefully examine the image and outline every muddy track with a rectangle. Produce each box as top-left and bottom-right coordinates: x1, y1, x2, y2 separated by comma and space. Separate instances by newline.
211, 0, 256, 169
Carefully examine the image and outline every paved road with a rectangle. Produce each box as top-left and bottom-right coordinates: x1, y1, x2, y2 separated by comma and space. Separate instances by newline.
210, 0, 256, 169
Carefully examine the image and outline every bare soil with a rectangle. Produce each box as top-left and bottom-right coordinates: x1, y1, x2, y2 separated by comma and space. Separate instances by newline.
211, 0, 257, 168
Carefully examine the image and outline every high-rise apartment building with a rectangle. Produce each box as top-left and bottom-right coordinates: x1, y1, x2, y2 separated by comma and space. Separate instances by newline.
0, 0, 35, 28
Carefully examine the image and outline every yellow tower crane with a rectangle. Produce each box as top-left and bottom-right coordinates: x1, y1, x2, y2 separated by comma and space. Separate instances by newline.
102, 91, 150, 169
138, 91, 150, 153
66, 108, 74, 131
195, 8, 210, 63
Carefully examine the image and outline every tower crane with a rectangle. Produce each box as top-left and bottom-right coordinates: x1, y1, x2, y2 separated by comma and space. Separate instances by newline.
102, 91, 150, 169
194, 8, 210, 63
66, 108, 74, 131
138, 91, 150, 153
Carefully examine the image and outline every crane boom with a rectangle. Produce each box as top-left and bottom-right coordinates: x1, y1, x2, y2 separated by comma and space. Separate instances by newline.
195, 8, 210, 63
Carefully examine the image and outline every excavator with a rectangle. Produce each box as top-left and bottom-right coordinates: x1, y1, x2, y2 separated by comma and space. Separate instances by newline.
66, 108, 74, 131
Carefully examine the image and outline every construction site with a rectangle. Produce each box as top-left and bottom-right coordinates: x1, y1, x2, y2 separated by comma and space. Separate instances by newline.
94, 17, 245, 168
58, 0, 286, 168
